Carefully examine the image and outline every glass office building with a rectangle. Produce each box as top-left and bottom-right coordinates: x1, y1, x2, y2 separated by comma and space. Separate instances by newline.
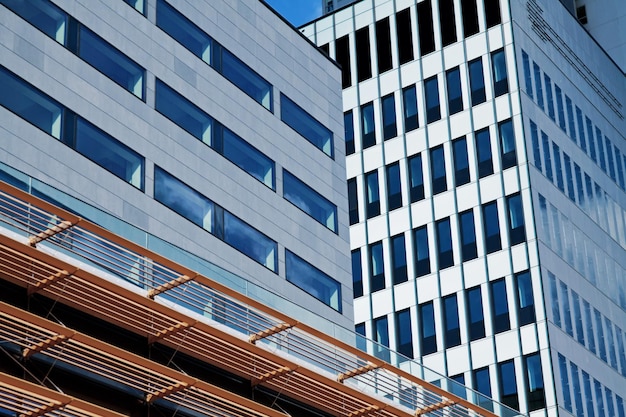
303, 0, 626, 416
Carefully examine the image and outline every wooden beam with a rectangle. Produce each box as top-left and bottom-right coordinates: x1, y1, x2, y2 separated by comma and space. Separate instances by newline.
249, 323, 293, 344
23, 333, 72, 358
414, 398, 455, 416
28, 269, 75, 295
19, 400, 66, 417
147, 274, 196, 299
337, 362, 379, 383
252, 366, 295, 386
148, 321, 195, 344
28, 220, 74, 247
348, 405, 380, 417
145, 381, 191, 403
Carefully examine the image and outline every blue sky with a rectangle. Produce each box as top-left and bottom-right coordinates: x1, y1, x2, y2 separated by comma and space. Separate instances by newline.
265, 0, 322, 27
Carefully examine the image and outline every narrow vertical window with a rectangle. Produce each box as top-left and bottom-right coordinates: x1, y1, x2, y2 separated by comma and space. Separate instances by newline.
355, 323, 366, 351
491, 49, 508, 96
473, 367, 493, 411
459, 209, 478, 261
391, 234, 408, 284
438, 0, 457, 47
417, 0, 435, 55
574, 163, 584, 205
361, 102, 376, 148
467, 286, 485, 340
547, 271, 561, 327
452, 137, 470, 186
606, 137, 616, 181
533, 63, 544, 110
352, 249, 363, 298
348, 178, 359, 225
605, 317, 617, 368
491, 278, 510, 333
581, 371, 595, 417
594, 308, 608, 362
560, 281, 573, 337
425, 76, 441, 123
395, 309, 414, 359
409, 153, 425, 202
443, 294, 461, 348
365, 170, 380, 218
461, 0, 479, 37
483, 201, 501, 253
524, 353, 546, 411
615, 146, 625, 189
484, 0, 502, 28
596, 127, 607, 172
507, 193, 526, 245
386, 162, 402, 211
522, 51, 533, 99
355, 26, 372, 82
566, 95, 576, 140
381, 93, 397, 140
373, 315, 390, 361
403, 85, 419, 131
446, 67, 463, 115
369, 241, 385, 292
570, 363, 584, 416
475, 128, 494, 178
586, 117, 598, 163
594, 379, 606, 417
541, 131, 553, 182
436, 218, 454, 269
515, 270, 535, 325
563, 153, 576, 201
583, 300, 597, 354
571, 291, 585, 345
499, 119, 517, 169
420, 301, 437, 354
530, 120, 542, 170
555, 85, 566, 131
335, 35, 352, 88
498, 360, 519, 410
414, 225, 430, 276
468, 58, 486, 105
375, 18, 392, 73
344, 110, 355, 155
396, 8, 414, 64
576, 106, 587, 150
430, 145, 447, 194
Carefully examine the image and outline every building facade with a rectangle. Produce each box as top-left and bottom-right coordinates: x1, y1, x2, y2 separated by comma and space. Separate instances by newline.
302, 0, 626, 416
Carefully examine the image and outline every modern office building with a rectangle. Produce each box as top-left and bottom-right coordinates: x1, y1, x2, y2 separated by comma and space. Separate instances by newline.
303, 0, 626, 416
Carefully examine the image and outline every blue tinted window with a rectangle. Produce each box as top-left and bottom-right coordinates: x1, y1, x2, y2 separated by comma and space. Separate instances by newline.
436, 218, 453, 269
586, 117, 597, 163
452, 137, 470, 186
459, 209, 477, 261
605, 317, 617, 368
351, 249, 363, 298
553, 143, 564, 191
594, 379, 605, 417
533, 63, 544, 110
386, 162, 402, 211
369, 241, 385, 292
583, 300, 597, 354
563, 153, 575, 201
403, 85, 419, 131
555, 85, 566, 131
617, 327, 626, 377
222, 213, 275, 272
467, 286, 485, 340
424, 76, 441, 123
373, 315, 390, 361
570, 362, 584, 416
499, 119, 516, 169
344, 110, 355, 155
596, 127, 607, 172
605, 137, 616, 181
525, 353, 545, 411
498, 360, 518, 410
391, 234, 408, 285
475, 128, 493, 178
430, 145, 447, 194
382, 93, 397, 140
443, 294, 461, 348
594, 308, 607, 362
547, 271, 561, 327
544, 74, 555, 121
576, 106, 587, 150
582, 370, 595, 417
482, 201, 501, 253
522, 51, 533, 98
491, 278, 509, 333
1, 0, 67, 43
607, 388, 616, 417
361, 101, 376, 148
284, 170, 337, 232
446, 66, 463, 115
157, 0, 211, 59
571, 291, 585, 345
409, 154, 424, 202
618, 395, 626, 417
395, 309, 413, 359
491, 49, 508, 96
123, 0, 144, 14
281, 94, 333, 156
541, 131, 553, 181
221, 127, 275, 188
566, 95, 576, 140
420, 301, 437, 355
348, 178, 359, 225
507, 193, 526, 245
469, 58, 486, 105
559, 281, 574, 337
414, 225, 430, 277
286, 250, 341, 311
559, 354, 572, 411
355, 322, 366, 352
516, 270, 534, 325
615, 147, 625, 189
365, 170, 380, 218
473, 367, 492, 411
574, 163, 584, 204
530, 120, 542, 170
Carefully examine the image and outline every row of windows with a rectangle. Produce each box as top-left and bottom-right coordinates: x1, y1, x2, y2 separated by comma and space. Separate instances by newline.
548, 272, 626, 379
348, 119, 517, 225
351, 193, 525, 296
530, 120, 626, 249
522, 51, 626, 193
558, 353, 626, 417
537, 193, 626, 311
344, 49, 509, 153
0, 64, 342, 310
322, 0, 503, 88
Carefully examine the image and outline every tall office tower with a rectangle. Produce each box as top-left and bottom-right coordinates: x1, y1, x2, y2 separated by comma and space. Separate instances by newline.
303, 0, 626, 416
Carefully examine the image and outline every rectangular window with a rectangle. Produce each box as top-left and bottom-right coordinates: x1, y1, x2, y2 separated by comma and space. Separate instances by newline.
499, 119, 517, 169
615, 146, 625, 189
605, 317, 617, 368
452, 137, 470, 186
542, 131, 553, 182
395, 309, 413, 359
563, 153, 576, 202
524, 353, 545, 411
348, 178, 359, 225
586, 117, 597, 163
617, 395, 625, 417
607, 388, 616, 417
491, 49, 508, 97
157, 0, 211, 61
369, 241, 385, 292
461, 0, 479, 37
507, 193, 526, 245
283, 170, 337, 232
498, 360, 519, 410
475, 128, 494, 178
420, 301, 437, 354
286, 250, 341, 312
417, 0, 435, 55
571, 291, 585, 345
583, 300, 597, 354
617, 327, 626, 378
555, 85, 566, 131
606, 137, 616, 181
281, 94, 333, 157
575, 106, 586, 150
459, 209, 478, 261
2, 0, 67, 43
468, 58, 486, 105
594, 308, 608, 362
582, 371, 595, 417
566, 95, 576, 140
408, 153, 425, 202
424, 76, 441, 123
352, 249, 363, 298
365, 170, 380, 218
446, 67, 463, 115
559, 281, 574, 337
373, 315, 390, 361
344, 110, 355, 155
335, 35, 352, 88
361, 101, 376, 148
381, 93, 397, 140
443, 294, 461, 348
596, 127, 607, 172
402, 85, 419, 131
533, 63, 544, 110
491, 278, 510, 333
430, 145, 447, 194
124, 0, 144, 14
436, 217, 454, 269
570, 363, 584, 416
355, 26, 372, 82
473, 367, 492, 411
485, 0, 502, 27
414, 225, 430, 277
515, 270, 535, 325
574, 163, 584, 205
467, 286, 485, 340
594, 379, 606, 417
522, 51, 533, 98
391, 234, 408, 284
355, 323, 366, 352
386, 162, 402, 211
530, 120, 542, 170
438, 0, 457, 46
483, 201, 501, 253
375, 18, 392, 73
396, 8, 414, 64
547, 271, 561, 327
223, 210, 277, 271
